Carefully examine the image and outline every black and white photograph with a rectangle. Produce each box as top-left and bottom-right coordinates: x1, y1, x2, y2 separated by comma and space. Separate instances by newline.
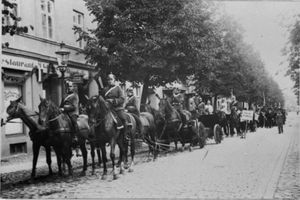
1, 0, 299, 199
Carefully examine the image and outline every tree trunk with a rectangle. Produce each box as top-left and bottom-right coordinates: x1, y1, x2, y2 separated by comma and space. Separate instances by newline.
140, 74, 150, 106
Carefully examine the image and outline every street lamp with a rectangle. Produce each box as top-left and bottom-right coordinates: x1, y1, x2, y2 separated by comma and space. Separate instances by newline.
55, 42, 70, 99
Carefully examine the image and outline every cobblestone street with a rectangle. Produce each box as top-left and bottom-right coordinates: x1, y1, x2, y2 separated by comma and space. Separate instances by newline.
1, 113, 299, 199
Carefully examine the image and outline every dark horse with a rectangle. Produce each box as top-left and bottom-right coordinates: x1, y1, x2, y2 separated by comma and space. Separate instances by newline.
86, 95, 134, 179
127, 105, 158, 160
38, 97, 96, 176
158, 98, 184, 150
4, 96, 52, 179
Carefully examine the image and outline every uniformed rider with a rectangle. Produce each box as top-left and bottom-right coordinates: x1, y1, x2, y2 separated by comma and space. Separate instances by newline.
60, 81, 79, 144
125, 88, 142, 136
102, 73, 128, 136
125, 88, 140, 116
171, 88, 187, 124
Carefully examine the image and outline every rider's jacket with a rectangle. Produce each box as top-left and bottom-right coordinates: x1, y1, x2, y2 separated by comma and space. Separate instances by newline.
125, 95, 138, 110
103, 85, 125, 111
61, 92, 79, 116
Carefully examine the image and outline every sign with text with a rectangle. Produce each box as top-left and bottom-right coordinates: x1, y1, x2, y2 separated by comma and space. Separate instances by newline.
240, 110, 254, 121
2, 54, 48, 72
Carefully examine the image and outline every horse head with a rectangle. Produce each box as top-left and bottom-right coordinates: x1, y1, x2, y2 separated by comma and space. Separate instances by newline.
6, 96, 23, 122
158, 98, 172, 117
86, 95, 100, 125
38, 97, 60, 127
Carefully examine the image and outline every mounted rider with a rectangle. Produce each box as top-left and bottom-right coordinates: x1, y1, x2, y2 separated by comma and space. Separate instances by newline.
60, 81, 79, 144
101, 73, 128, 137
125, 88, 142, 135
171, 88, 187, 124
125, 88, 140, 116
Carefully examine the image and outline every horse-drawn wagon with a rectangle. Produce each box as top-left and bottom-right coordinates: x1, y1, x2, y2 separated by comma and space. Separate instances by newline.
198, 114, 223, 144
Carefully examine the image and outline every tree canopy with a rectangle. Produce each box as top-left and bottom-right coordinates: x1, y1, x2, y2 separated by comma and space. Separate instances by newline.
285, 15, 300, 105
78, 0, 284, 106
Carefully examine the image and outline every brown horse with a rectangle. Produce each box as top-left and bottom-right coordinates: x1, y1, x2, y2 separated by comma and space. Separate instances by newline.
38, 97, 95, 176
4, 96, 52, 179
127, 105, 158, 160
158, 98, 183, 150
86, 95, 130, 179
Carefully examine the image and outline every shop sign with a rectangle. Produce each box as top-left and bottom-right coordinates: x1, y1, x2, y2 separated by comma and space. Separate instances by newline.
2, 54, 48, 72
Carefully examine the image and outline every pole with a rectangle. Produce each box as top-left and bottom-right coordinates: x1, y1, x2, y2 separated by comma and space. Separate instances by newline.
61, 70, 65, 101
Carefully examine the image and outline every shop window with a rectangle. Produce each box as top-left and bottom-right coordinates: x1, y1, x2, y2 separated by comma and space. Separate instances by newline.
10, 143, 27, 154
73, 10, 84, 48
41, 0, 54, 39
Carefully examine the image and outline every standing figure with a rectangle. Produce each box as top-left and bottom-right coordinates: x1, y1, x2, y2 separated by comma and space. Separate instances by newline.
197, 96, 206, 115
229, 95, 241, 136
275, 104, 284, 134
205, 100, 214, 114
60, 81, 79, 145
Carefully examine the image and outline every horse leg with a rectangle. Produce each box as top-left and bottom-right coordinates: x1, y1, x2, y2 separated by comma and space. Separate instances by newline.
63, 146, 73, 176
117, 137, 126, 175
128, 133, 135, 172
79, 141, 88, 176
54, 147, 63, 176
100, 145, 108, 180
90, 143, 96, 175
45, 145, 53, 176
96, 146, 102, 167
31, 142, 40, 180
110, 139, 118, 179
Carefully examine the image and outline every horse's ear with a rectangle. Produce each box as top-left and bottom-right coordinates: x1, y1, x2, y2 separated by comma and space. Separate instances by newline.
39, 95, 44, 101
147, 100, 151, 105
84, 95, 89, 101
16, 96, 22, 102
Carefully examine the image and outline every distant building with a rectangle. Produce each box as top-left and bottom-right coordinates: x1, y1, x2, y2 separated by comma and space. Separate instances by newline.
1, 0, 96, 157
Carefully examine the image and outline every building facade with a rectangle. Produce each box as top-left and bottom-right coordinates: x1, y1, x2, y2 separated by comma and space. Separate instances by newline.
1, 0, 96, 157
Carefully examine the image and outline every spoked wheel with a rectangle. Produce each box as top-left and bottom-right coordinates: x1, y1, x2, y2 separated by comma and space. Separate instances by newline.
213, 124, 222, 144
198, 121, 206, 148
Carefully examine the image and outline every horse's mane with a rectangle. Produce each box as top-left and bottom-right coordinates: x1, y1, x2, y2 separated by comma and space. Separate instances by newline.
47, 100, 61, 117
162, 99, 174, 113
94, 95, 110, 116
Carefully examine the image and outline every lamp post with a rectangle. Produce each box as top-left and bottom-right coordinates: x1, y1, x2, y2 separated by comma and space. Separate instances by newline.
55, 42, 70, 100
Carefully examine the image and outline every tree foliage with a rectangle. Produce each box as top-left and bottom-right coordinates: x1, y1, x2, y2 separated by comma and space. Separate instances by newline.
285, 15, 300, 105
2, 0, 33, 47
78, 0, 284, 106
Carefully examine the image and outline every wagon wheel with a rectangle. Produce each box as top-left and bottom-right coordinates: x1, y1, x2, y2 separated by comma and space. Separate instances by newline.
198, 121, 206, 148
213, 124, 222, 144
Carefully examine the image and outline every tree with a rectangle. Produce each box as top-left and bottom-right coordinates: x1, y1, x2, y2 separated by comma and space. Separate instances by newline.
285, 15, 300, 105
2, 0, 32, 47
76, 0, 220, 103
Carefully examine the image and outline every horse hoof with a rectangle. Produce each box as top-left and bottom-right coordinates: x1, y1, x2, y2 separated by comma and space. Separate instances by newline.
113, 174, 118, 180
101, 175, 107, 180
128, 168, 134, 173
120, 169, 125, 175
